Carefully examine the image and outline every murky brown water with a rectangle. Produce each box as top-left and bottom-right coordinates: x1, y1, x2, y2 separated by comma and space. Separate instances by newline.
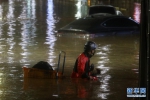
0, 0, 140, 100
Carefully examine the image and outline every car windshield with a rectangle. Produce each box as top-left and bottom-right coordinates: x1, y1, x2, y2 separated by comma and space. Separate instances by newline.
89, 6, 116, 15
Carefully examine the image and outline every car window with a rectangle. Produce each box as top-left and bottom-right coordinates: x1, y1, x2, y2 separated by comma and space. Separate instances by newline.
102, 18, 138, 27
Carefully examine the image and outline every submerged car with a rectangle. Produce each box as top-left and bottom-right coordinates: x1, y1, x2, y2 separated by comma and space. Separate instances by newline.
57, 15, 140, 38
88, 5, 123, 16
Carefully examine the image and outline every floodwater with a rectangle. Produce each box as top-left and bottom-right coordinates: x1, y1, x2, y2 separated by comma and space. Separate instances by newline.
0, 0, 141, 100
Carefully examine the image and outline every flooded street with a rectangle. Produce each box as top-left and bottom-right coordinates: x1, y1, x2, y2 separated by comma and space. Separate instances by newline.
0, 0, 140, 100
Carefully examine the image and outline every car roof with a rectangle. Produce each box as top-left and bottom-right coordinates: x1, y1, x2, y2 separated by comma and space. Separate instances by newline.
89, 5, 117, 15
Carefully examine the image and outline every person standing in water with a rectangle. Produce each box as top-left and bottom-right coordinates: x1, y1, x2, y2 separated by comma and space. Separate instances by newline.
71, 41, 99, 80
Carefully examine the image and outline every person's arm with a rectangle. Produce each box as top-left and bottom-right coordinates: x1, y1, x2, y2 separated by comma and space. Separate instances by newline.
82, 61, 97, 80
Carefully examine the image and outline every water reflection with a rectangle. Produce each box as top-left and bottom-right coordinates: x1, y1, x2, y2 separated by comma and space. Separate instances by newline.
6, 0, 15, 64
75, 0, 88, 19
45, 0, 57, 66
98, 76, 110, 99
75, 1, 82, 18
0, 73, 2, 84
19, 0, 36, 66
0, 2, 4, 63
96, 44, 111, 99
0, 5, 2, 21
133, 3, 141, 23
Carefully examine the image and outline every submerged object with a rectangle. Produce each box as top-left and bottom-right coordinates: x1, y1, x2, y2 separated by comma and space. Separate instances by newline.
23, 51, 66, 79
23, 67, 62, 79
57, 15, 140, 38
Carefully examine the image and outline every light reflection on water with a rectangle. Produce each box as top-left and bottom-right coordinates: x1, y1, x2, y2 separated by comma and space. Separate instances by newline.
133, 3, 141, 23
96, 44, 111, 99
45, 0, 57, 66
0, 0, 139, 100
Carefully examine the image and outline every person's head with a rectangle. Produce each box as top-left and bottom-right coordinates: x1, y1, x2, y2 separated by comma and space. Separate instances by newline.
84, 41, 97, 58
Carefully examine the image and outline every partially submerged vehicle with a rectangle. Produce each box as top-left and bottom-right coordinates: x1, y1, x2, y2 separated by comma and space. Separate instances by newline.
23, 51, 66, 79
57, 15, 140, 38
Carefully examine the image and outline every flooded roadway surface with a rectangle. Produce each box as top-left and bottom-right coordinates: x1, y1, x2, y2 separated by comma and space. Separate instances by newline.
0, 0, 140, 100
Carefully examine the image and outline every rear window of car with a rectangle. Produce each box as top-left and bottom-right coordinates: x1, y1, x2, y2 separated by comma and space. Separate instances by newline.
102, 18, 139, 27
89, 6, 116, 15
